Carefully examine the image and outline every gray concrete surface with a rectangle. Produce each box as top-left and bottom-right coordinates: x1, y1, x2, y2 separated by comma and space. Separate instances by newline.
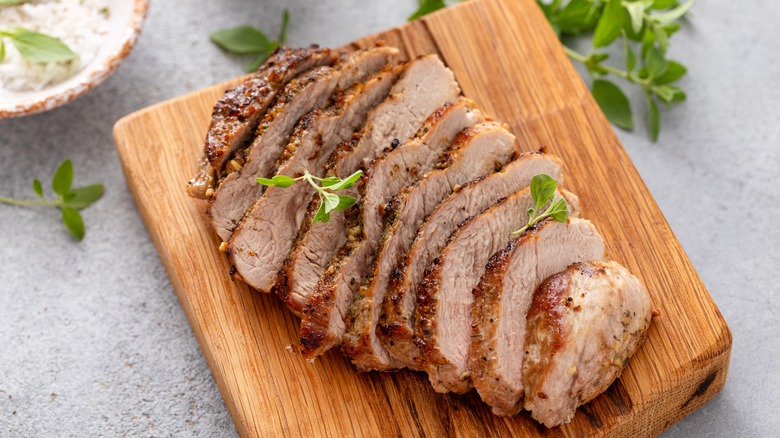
0, 0, 777, 436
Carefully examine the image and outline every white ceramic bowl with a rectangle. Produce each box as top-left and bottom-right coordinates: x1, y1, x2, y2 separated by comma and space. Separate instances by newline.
0, 0, 149, 119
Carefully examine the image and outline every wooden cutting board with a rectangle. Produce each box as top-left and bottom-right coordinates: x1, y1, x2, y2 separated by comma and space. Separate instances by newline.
113, 0, 731, 435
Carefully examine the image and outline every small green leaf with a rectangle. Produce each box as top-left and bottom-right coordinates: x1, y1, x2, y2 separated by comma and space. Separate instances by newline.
530, 174, 557, 211
641, 27, 656, 59
322, 192, 341, 213
623, 33, 637, 72
655, 60, 686, 84
324, 170, 363, 191
334, 195, 357, 211
591, 79, 633, 131
644, 46, 668, 78
408, 0, 447, 21
647, 95, 660, 141
0, 0, 30, 5
654, 24, 669, 53
312, 201, 330, 224
653, 84, 686, 104
593, 0, 624, 48
61, 206, 85, 240
279, 9, 289, 44
547, 198, 569, 222
652, 0, 693, 24
319, 176, 341, 187
555, 0, 601, 35
0, 39, 5, 63
661, 22, 681, 37
256, 174, 296, 188
64, 184, 104, 210
7, 28, 77, 63
625, 1, 650, 34
51, 159, 73, 196
32, 179, 43, 200
210, 25, 274, 55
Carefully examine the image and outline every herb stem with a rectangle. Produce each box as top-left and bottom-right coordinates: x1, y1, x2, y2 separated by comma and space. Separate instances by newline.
301, 171, 320, 191
0, 197, 59, 206
563, 45, 629, 79
562, 45, 588, 63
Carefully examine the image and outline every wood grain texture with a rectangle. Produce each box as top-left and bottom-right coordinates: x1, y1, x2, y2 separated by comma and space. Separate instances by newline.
113, 0, 731, 436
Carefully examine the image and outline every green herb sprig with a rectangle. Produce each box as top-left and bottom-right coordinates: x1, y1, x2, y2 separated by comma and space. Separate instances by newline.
0, 160, 104, 240
0, 0, 29, 6
0, 27, 77, 63
543, 0, 692, 141
257, 169, 362, 224
512, 174, 569, 235
408, 0, 693, 141
211, 9, 289, 73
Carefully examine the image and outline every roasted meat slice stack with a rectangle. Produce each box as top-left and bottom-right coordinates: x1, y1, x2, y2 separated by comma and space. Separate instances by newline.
187, 44, 655, 428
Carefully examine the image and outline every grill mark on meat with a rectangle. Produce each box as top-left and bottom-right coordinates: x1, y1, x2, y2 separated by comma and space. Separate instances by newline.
209, 46, 398, 241
341, 122, 518, 371
379, 153, 564, 370
188, 46, 338, 198
227, 64, 401, 293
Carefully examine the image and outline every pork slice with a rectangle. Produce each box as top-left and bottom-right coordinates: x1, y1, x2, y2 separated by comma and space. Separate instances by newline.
414, 188, 580, 393
188, 46, 337, 198
292, 55, 461, 357
278, 98, 483, 314
340, 122, 518, 371
227, 68, 401, 292
470, 218, 605, 416
379, 153, 564, 370
209, 46, 399, 241
522, 261, 652, 427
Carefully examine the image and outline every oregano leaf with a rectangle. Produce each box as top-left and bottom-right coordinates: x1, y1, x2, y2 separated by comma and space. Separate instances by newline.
256, 174, 296, 188
647, 95, 660, 141
530, 174, 557, 211
408, 0, 447, 21
61, 206, 85, 240
51, 159, 73, 196
334, 195, 357, 211
655, 60, 686, 84
593, 0, 624, 48
64, 184, 104, 210
592, 80, 633, 131
32, 179, 43, 200
210, 25, 273, 55
312, 201, 330, 224
547, 198, 569, 222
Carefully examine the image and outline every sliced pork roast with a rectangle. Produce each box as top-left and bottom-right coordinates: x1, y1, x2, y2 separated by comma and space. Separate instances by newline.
210, 46, 399, 241
227, 67, 402, 292
415, 189, 580, 393
341, 122, 518, 371
279, 97, 482, 313
522, 261, 652, 427
298, 56, 461, 359
379, 153, 564, 370
302, 104, 489, 365
470, 218, 605, 416
188, 46, 338, 198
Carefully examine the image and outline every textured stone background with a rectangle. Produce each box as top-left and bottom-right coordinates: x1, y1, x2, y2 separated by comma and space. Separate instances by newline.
1, 0, 778, 436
